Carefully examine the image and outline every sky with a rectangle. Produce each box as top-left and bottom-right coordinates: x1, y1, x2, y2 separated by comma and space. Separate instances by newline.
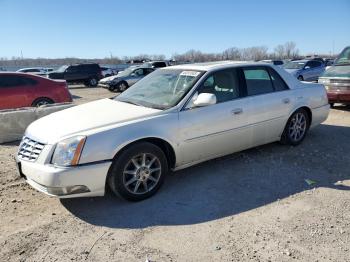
1, 0, 349, 59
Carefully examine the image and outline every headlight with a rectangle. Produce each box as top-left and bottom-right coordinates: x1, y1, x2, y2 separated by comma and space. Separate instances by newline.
318, 78, 330, 84
51, 136, 86, 166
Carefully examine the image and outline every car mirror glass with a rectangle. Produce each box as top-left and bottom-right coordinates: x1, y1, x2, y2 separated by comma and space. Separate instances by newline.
192, 93, 217, 108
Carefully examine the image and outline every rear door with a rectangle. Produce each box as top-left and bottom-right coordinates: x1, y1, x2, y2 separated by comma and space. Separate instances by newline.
0, 75, 35, 110
240, 66, 293, 146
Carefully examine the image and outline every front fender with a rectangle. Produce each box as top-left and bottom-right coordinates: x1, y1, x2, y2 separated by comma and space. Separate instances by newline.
78, 112, 179, 164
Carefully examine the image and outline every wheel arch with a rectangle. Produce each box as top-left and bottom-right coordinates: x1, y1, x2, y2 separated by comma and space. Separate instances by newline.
111, 137, 176, 170
31, 97, 54, 106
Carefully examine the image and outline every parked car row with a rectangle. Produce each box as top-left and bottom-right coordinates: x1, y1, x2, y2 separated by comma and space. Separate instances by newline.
318, 46, 350, 106
283, 59, 325, 82
0, 72, 72, 110
17, 67, 54, 76
16, 61, 330, 201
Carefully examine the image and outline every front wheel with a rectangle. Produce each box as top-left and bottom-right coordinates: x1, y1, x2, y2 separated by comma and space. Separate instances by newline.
107, 142, 168, 201
85, 77, 98, 87
117, 81, 128, 92
281, 109, 310, 146
297, 75, 304, 81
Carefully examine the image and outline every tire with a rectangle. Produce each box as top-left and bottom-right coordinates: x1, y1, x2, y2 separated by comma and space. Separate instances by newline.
108, 142, 168, 201
32, 98, 54, 107
117, 81, 128, 92
87, 77, 98, 87
297, 75, 304, 81
330, 103, 335, 108
280, 108, 310, 146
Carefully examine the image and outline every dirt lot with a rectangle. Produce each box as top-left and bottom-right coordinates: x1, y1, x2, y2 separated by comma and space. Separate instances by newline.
0, 87, 350, 262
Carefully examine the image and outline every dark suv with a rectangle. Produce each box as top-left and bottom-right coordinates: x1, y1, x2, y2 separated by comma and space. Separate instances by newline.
48, 63, 103, 87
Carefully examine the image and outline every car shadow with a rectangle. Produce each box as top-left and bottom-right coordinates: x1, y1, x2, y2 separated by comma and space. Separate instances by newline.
61, 124, 350, 229
332, 104, 350, 112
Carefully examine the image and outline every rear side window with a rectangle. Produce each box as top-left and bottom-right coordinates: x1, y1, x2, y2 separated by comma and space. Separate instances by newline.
153, 62, 166, 68
273, 60, 283, 65
0, 75, 36, 88
145, 68, 154, 75
268, 68, 289, 91
243, 68, 274, 96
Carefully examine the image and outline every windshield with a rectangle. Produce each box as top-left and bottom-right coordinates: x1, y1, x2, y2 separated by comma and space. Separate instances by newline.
283, 61, 305, 69
334, 47, 350, 66
56, 65, 68, 72
115, 69, 204, 110
117, 68, 134, 77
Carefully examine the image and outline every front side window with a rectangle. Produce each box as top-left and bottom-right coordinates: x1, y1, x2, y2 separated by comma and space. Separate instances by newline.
243, 68, 274, 96
115, 69, 203, 109
309, 61, 322, 68
66, 66, 78, 73
133, 68, 144, 76
197, 69, 241, 103
283, 61, 305, 70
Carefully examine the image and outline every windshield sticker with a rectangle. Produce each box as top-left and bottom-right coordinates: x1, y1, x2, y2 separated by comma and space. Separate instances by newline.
180, 71, 201, 77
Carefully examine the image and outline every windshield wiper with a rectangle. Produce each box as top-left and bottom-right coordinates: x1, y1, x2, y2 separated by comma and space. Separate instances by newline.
118, 99, 144, 107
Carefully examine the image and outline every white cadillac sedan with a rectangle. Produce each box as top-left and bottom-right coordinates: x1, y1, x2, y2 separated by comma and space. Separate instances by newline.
16, 61, 329, 201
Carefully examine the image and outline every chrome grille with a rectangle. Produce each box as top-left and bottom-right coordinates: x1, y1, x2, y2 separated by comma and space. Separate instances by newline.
330, 79, 350, 84
18, 137, 45, 162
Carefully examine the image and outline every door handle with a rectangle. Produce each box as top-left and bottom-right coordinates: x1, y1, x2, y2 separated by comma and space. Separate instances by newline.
231, 108, 243, 115
282, 98, 290, 104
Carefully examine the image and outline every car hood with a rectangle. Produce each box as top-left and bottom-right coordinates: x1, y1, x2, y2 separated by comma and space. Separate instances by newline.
284, 68, 300, 75
48, 71, 64, 78
100, 75, 121, 82
321, 65, 350, 78
26, 98, 161, 144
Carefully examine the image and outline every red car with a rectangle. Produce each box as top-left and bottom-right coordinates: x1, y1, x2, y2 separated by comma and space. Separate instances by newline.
0, 72, 72, 110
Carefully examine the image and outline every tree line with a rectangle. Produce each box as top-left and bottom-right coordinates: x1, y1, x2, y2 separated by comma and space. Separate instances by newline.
0, 41, 322, 67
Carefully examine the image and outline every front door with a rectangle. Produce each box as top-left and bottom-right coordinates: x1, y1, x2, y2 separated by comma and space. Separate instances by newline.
178, 68, 253, 165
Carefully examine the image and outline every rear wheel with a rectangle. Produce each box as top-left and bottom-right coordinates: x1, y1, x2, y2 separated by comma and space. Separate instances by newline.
281, 109, 310, 146
88, 77, 98, 87
108, 142, 168, 201
297, 75, 304, 81
329, 103, 335, 108
32, 98, 54, 107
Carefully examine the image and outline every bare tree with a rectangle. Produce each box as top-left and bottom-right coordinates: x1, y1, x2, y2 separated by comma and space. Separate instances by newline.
274, 44, 285, 59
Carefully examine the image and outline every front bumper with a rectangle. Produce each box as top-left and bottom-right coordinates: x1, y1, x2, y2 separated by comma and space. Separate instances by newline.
98, 82, 114, 89
17, 158, 112, 198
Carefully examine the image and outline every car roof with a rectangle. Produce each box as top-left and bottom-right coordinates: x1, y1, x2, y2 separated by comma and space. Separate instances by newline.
164, 61, 261, 72
290, 60, 309, 63
0, 71, 50, 79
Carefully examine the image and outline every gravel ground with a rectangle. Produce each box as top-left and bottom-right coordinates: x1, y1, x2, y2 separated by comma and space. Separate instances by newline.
0, 88, 349, 262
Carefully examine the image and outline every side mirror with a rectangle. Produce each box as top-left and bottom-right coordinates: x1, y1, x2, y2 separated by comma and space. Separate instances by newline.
193, 93, 217, 107
131, 73, 136, 77
304, 66, 311, 70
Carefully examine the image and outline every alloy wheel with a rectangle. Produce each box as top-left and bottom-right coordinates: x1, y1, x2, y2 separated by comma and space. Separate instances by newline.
288, 112, 307, 142
122, 153, 161, 195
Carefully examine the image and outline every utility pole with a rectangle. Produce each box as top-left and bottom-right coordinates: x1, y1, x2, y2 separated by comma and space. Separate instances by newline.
20, 50, 23, 60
